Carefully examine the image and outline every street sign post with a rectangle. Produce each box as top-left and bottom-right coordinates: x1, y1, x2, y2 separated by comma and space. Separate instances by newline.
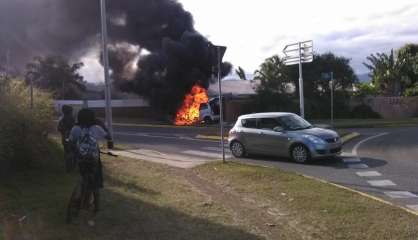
321, 72, 334, 127
209, 43, 227, 163
283, 40, 313, 118
217, 45, 227, 163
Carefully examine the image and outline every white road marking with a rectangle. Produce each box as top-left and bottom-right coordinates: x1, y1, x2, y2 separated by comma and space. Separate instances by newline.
112, 149, 216, 169
406, 205, 418, 212
343, 158, 361, 164
384, 191, 418, 199
356, 171, 382, 177
182, 150, 232, 159
202, 147, 230, 152
352, 132, 389, 156
367, 180, 396, 187
348, 163, 369, 169
340, 152, 355, 157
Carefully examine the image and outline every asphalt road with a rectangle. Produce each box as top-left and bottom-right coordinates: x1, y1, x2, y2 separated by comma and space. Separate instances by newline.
113, 124, 418, 211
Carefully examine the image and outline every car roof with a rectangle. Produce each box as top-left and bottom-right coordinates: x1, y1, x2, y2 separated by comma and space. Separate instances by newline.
239, 112, 295, 119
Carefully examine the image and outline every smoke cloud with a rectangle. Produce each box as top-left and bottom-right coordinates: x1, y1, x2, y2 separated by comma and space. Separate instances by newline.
0, 0, 231, 115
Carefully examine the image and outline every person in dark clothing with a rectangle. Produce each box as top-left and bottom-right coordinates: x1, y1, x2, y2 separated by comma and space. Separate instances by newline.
69, 108, 111, 215
57, 105, 75, 146
58, 105, 76, 172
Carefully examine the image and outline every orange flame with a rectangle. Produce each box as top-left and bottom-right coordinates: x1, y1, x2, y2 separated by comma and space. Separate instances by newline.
175, 84, 209, 126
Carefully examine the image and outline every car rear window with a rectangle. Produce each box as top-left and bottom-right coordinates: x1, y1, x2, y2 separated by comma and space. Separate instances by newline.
241, 118, 257, 128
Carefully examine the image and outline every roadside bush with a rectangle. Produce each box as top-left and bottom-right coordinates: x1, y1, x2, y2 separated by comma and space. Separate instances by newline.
0, 78, 54, 175
350, 104, 381, 119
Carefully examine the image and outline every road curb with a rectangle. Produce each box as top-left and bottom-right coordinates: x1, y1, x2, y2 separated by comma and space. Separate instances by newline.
341, 132, 360, 144
195, 135, 227, 141
195, 132, 361, 143
301, 174, 418, 217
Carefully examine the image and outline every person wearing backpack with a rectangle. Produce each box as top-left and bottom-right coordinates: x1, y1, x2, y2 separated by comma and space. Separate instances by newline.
68, 108, 111, 218
58, 105, 76, 172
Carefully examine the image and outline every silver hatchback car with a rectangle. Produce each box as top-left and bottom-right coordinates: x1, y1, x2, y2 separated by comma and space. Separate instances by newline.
228, 112, 342, 163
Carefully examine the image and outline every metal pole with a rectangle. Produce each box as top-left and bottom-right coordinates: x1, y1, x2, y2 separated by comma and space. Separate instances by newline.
100, 0, 114, 148
298, 42, 305, 118
330, 72, 334, 127
217, 47, 225, 163
30, 77, 34, 109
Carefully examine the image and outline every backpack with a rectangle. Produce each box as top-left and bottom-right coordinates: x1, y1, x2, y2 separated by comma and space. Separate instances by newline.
76, 128, 100, 163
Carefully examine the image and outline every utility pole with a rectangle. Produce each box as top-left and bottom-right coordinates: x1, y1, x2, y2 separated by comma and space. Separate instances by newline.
100, 0, 114, 148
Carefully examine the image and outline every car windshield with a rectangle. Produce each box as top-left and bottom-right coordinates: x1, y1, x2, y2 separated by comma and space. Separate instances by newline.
279, 115, 312, 130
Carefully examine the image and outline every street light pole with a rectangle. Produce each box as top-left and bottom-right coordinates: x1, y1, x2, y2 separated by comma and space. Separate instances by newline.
100, 0, 114, 148
298, 42, 305, 118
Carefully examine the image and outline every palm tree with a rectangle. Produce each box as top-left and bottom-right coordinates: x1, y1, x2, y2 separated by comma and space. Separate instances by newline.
235, 66, 247, 80
364, 50, 402, 96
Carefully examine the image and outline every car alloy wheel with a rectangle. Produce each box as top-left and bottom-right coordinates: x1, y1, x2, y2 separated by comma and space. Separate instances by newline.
231, 141, 245, 158
292, 145, 310, 163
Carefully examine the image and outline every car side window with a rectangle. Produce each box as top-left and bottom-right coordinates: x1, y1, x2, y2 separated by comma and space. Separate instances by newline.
199, 103, 208, 110
258, 118, 281, 130
241, 118, 257, 129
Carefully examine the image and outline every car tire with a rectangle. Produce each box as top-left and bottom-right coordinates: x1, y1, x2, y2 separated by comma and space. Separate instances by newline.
230, 141, 246, 158
204, 116, 212, 125
291, 144, 311, 164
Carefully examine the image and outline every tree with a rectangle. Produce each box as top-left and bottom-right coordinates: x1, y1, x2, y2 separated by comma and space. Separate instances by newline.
235, 66, 247, 80
253, 55, 297, 112
253, 53, 358, 118
397, 44, 418, 95
364, 44, 418, 96
26, 56, 86, 99
364, 50, 403, 96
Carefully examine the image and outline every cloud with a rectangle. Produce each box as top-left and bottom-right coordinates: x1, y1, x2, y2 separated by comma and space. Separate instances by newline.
179, 0, 418, 75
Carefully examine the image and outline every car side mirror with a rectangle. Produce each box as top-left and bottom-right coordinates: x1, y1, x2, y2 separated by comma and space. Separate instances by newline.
273, 126, 284, 132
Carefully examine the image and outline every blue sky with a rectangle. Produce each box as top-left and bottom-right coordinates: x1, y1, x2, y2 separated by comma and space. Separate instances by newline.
179, 0, 418, 75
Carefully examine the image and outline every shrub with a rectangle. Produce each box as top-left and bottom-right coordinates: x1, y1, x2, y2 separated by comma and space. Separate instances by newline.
350, 104, 381, 119
0, 78, 54, 175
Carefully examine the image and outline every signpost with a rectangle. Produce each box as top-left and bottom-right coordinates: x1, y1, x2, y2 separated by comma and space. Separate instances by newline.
321, 72, 335, 127
283, 40, 313, 118
209, 43, 227, 163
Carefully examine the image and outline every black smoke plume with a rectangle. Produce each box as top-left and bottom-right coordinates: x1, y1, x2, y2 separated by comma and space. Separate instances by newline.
0, 0, 232, 115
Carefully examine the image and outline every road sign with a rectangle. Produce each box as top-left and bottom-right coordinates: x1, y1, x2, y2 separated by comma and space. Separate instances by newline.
282, 40, 313, 118
283, 40, 313, 66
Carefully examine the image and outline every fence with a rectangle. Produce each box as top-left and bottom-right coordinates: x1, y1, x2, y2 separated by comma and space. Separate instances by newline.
363, 96, 418, 119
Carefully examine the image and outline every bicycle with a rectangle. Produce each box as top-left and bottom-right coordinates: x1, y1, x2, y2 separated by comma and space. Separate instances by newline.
66, 151, 117, 224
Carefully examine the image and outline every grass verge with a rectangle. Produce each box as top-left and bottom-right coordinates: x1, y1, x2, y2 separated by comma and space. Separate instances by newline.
0, 140, 261, 240
2, 142, 418, 239
195, 162, 418, 240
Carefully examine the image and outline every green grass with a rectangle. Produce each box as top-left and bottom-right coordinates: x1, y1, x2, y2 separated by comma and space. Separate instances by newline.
195, 162, 418, 240
0, 141, 261, 240
3, 141, 418, 239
